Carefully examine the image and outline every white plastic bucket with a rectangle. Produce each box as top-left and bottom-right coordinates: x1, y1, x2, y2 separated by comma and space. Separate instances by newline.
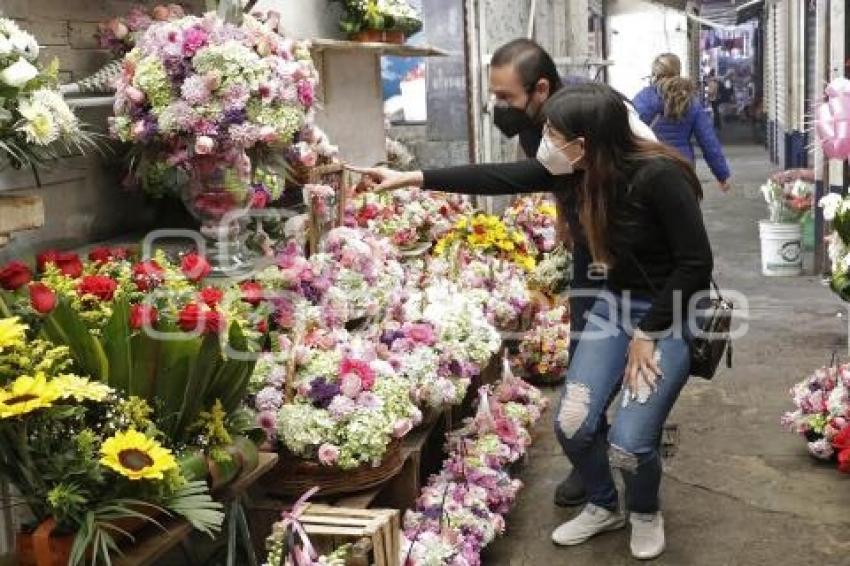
759, 220, 802, 276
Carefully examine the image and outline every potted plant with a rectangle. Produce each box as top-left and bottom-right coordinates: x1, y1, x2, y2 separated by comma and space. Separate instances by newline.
0, 317, 223, 565
332, 0, 423, 44
0, 248, 268, 488
758, 170, 814, 276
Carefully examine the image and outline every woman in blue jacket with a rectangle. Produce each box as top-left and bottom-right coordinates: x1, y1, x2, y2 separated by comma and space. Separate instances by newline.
633, 53, 732, 192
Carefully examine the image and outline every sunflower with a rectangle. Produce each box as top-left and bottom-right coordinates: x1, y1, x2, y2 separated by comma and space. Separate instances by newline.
99, 429, 177, 481
53, 374, 113, 402
0, 317, 27, 354
0, 372, 59, 418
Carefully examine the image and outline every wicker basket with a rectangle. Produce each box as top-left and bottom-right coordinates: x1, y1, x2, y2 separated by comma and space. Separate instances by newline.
264, 440, 404, 497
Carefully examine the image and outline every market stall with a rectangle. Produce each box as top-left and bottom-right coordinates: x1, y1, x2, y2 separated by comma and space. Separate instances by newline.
0, 2, 573, 565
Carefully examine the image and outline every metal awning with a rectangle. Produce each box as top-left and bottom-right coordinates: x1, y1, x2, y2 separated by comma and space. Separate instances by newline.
736, 0, 764, 24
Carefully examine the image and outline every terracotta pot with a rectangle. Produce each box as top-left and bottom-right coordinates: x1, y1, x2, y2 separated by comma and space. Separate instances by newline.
16, 518, 74, 566
352, 29, 405, 44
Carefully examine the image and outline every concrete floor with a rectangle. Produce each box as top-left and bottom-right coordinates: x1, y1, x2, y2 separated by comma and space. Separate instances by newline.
485, 134, 850, 565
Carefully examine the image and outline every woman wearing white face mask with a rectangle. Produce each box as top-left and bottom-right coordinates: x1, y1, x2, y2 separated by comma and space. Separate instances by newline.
350, 83, 712, 560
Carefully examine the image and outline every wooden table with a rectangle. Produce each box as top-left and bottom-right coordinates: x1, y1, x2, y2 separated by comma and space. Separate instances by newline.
114, 452, 278, 566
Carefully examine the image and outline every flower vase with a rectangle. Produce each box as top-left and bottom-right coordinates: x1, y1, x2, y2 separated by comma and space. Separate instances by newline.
16, 518, 74, 566
352, 29, 405, 44
182, 157, 252, 276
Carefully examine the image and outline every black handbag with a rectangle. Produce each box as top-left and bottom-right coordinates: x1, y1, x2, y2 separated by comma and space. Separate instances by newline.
689, 279, 734, 379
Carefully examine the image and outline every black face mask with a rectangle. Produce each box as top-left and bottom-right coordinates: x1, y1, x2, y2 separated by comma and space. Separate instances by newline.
493, 103, 536, 138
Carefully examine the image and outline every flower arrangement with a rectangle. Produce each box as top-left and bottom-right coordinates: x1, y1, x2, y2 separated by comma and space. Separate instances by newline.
782, 361, 850, 471
95, 4, 186, 58
819, 193, 850, 301
527, 246, 573, 297
502, 195, 559, 256
401, 368, 547, 565
433, 214, 537, 272
0, 19, 96, 172
760, 169, 814, 223
110, 11, 319, 207
347, 187, 471, 252
257, 332, 422, 469
332, 0, 423, 39
514, 306, 570, 382
0, 248, 265, 467
0, 317, 223, 565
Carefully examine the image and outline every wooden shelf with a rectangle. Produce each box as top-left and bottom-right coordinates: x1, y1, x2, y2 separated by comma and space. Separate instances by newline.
310, 38, 448, 57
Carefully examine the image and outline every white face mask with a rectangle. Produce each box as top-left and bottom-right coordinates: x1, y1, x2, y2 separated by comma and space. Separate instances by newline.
537, 134, 580, 176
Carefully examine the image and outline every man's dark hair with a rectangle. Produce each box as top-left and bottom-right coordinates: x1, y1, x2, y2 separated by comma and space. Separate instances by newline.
491, 38, 563, 94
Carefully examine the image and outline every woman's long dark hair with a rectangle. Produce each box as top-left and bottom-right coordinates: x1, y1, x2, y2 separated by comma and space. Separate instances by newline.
543, 83, 702, 265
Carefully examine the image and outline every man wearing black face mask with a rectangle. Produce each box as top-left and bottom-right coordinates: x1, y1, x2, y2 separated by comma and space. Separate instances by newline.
487, 39, 657, 509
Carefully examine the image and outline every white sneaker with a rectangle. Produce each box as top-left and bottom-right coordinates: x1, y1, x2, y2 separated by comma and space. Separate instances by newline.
551, 503, 626, 546
630, 512, 666, 560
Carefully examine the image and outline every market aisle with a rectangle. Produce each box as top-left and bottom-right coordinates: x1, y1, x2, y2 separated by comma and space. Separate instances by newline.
485, 141, 850, 565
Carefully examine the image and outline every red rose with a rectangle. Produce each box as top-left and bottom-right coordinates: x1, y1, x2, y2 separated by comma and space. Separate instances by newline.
77, 275, 118, 302
37, 250, 83, 278
257, 318, 268, 334
199, 286, 224, 307
0, 261, 32, 291
88, 247, 114, 264
178, 303, 225, 335
29, 283, 56, 314
129, 304, 158, 330
181, 253, 211, 282
240, 281, 264, 306
832, 426, 850, 451
132, 260, 165, 292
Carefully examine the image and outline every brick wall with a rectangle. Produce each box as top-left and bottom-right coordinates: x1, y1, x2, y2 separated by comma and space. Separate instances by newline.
0, 1, 204, 262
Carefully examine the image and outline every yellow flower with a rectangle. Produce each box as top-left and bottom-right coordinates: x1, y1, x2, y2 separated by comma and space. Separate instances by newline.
0, 317, 27, 354
100, 429, 178, 481
467, 232, 493, 249
53, 374, 113, 402
0, 373, 59, 418
537, 203, 557, 218
495, 238, 515, 252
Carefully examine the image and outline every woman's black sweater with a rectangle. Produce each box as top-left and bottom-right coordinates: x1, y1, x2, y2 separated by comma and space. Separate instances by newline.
422, 158, 713, 334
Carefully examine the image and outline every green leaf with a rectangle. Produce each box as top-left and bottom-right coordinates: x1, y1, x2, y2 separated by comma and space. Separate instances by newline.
101, 297, 132, 394
174, 332, 223, 436
41, 299, 109, 382
206, 323, 257, 413
151, 323, 202, 440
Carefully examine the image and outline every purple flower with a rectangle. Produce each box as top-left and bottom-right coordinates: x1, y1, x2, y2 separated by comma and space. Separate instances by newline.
421, 505, 443, 520
163, 56, 192, 82
257, 410, 277, 435
297, 80, 315, 107
182, 27, 208, 56
328, 395, 356, 419
255, 386, 283, 412
308, 377, 340, 409
223, 108, 247, 126
357, 391, 382, 410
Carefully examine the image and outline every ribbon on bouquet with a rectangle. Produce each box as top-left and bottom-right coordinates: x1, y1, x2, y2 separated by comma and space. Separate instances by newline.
281, 487, 320, 566
816, 78, 850, 160
474, 385, 496, 433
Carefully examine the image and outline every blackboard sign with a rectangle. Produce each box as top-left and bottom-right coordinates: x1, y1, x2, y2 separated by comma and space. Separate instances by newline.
425, 0, 469, 141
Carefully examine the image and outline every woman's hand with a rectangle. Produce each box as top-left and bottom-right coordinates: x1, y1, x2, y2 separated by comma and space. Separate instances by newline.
625, 334, 662, 402
718, 179, 731, 193
345, 165, 424, 192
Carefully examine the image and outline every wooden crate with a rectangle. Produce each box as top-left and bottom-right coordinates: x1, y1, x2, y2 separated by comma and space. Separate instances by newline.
300, 504, 400, 566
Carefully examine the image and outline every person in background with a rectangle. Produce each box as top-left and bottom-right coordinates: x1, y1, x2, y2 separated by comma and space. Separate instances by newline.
706, 69, 721, 130
633, 53, 731, 193
487, 38, 657, 509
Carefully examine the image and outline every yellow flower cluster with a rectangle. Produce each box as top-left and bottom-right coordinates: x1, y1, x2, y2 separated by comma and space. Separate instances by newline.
433, 214, 537, 271
0, 371, 117, 419
537, 202, 557, 218
0, 318, 26, 354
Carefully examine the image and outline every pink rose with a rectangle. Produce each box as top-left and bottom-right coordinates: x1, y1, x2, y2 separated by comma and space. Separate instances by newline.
406, 323, 436, 346
340, 373, 362, 398
257, 410, 277, 434
317, 443, 340, 466
107, 18, 129, 40
182, 27, 208, 56
340, 358, 375, 391
151, 5, 172, 21
194, 135, 215, 155
392, 418, 413, 439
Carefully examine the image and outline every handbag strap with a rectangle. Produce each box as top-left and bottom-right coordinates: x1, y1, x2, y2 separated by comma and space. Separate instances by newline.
622, 247, 725, 303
